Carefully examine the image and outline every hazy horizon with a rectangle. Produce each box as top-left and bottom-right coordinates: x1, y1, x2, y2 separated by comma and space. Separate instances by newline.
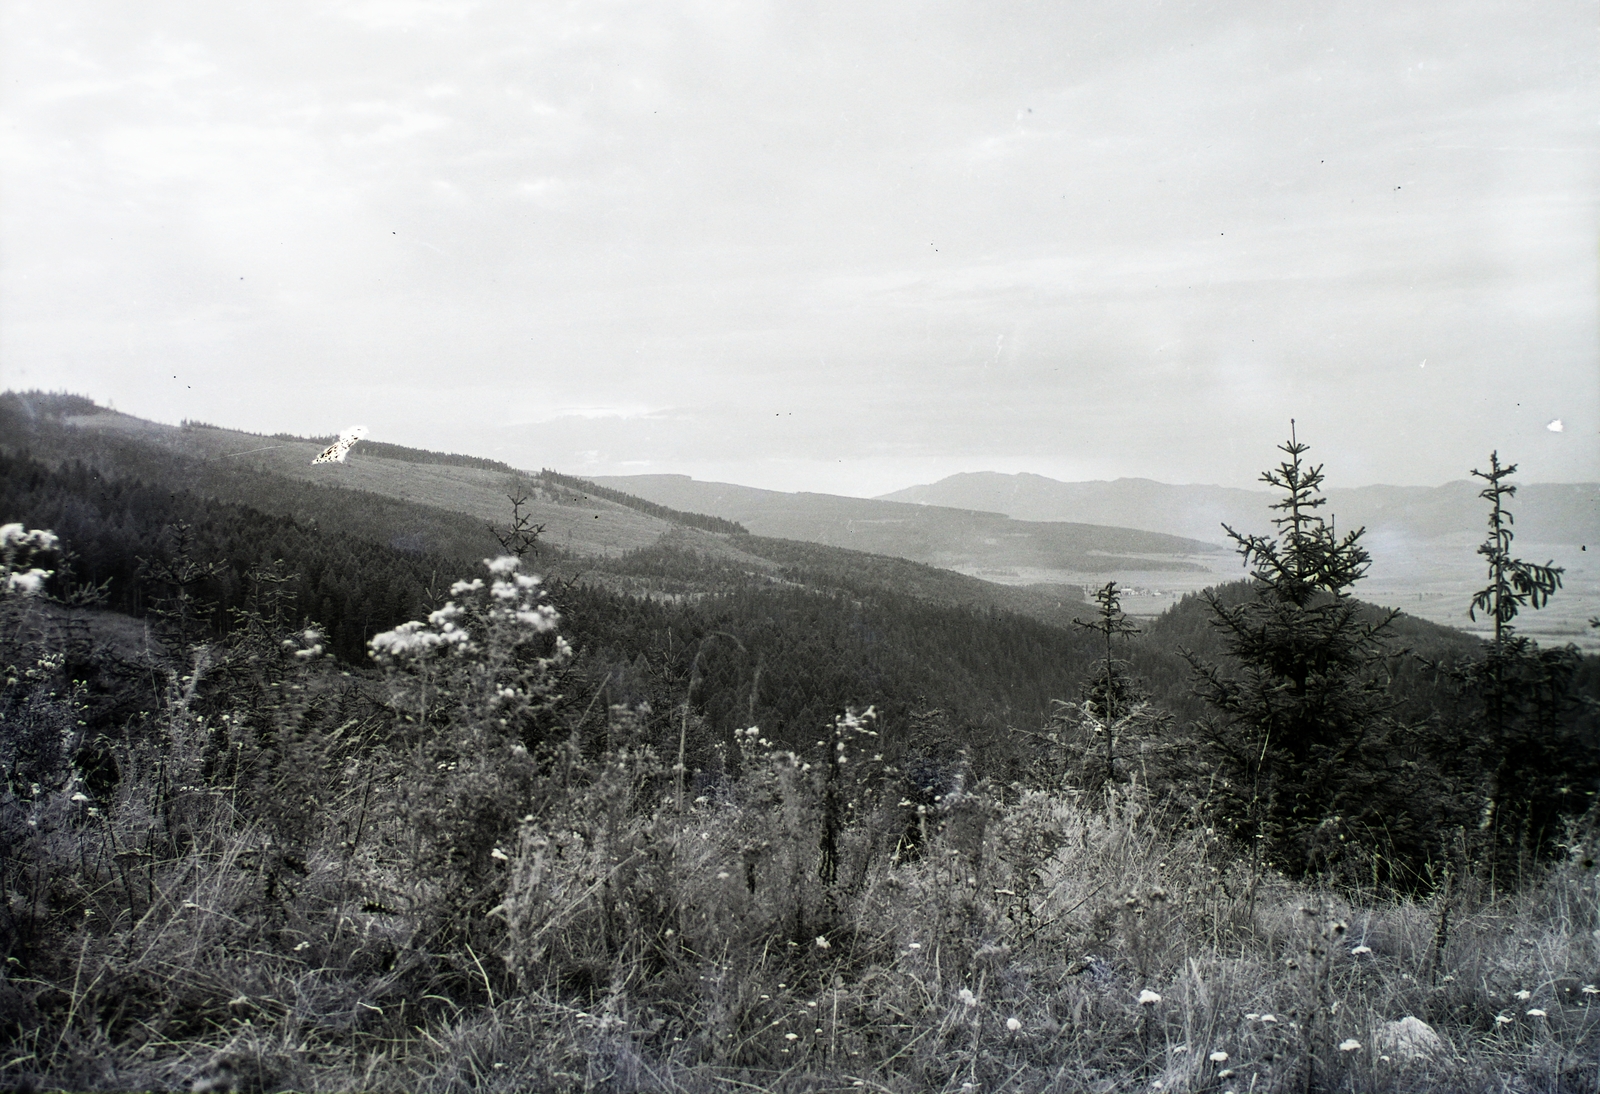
2, 2, 1595, 498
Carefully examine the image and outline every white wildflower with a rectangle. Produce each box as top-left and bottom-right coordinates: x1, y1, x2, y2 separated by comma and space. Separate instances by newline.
1350, 945, 1372, 956
1527, 1008, 1547, 1018
814, 936, 830, 950
1338, 1039, 1362, 1053
958, 988, 977, 1007
1138, 990, 1162, 1006
4, 568, 50, 596
1209, 1051, 1228, 1063
1006, 1017, 1022, 1031
1514, 990, 1531, 1001
485, 555, 519, 574
1494, 1014, 1513, 1025
490, 847, 509, 862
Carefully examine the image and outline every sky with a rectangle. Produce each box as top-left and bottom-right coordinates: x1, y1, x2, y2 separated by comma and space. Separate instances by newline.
2, 0, 1596, 497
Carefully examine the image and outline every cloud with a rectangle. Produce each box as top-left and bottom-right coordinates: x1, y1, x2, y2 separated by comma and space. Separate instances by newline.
1, 0, 1594, 490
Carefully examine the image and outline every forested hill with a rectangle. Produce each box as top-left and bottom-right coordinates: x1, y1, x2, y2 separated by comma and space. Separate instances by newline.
0, 446, 1105, 766
0, 392, 1092, 631
589, 473, 1226, 572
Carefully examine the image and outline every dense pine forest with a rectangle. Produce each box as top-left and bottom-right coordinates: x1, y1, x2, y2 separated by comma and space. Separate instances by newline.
2, 391, 1598, 1093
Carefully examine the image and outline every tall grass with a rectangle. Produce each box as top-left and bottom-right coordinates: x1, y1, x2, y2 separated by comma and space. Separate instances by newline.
4, 558, 1599, 1092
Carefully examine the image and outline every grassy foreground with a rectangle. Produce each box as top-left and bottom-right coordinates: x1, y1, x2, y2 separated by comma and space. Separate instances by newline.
3, 560, 1598, 1094
7, 735, 1600, 1090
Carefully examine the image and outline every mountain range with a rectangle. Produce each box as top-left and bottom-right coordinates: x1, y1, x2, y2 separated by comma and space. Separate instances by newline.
878, 471, 1598, 548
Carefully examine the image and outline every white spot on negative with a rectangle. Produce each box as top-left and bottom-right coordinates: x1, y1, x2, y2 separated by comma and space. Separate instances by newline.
1547, 419, 1564, 432
312, 425, 370, 464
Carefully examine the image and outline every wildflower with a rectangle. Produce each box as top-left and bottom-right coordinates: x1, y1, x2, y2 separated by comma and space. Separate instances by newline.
1495, 1014, 1513, 1025
908, 942, 921, 950
1527, 1008, 1547, 1017
815, 936, 830, 950
294, 940, 311, 951
1006, 1017, 1022, 1031
1338, 1039, 1362, 1053
70, 792, 90, 803
485, 555, 519, 574
4, 568, 50, 596
1138, 989, 1162, 1006
1244, 1013, 1259, 1021
958, 988, 978, 1007
1209, 1051, 1229, 1063
1514, 990, 1531, 1001
716, 871, 731, 880
1350, 945, 1372, 955
1585, 985, 1599, 996
490, 847, 509, 862
785, 1033, 798, 1041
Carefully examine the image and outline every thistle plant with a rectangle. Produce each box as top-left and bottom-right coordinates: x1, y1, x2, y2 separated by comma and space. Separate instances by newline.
368, 555, 572, 941
368, 554, 570, 736
0, 523, 58, 598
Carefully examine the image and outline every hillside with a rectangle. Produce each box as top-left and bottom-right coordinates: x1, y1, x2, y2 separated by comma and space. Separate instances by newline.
880, 471, 1600, 547
0, 392, 1087, 635
589, 473, 1226, 573
881, 470, 1600, 648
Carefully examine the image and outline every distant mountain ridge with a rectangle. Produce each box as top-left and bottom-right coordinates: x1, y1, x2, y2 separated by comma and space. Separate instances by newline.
588, 474, 1226, 574
879, 471, 1599, 547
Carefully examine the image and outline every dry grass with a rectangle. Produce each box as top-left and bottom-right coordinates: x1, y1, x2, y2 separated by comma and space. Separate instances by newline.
9, 730, 1600, 1093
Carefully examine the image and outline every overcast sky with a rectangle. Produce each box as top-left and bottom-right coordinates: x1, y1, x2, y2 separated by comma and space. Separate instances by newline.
2, 1, 1595, 496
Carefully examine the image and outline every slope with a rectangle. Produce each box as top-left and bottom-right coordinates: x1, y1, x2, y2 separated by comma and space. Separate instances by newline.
589, 473, 1226, 573
0, 393, 1085, 631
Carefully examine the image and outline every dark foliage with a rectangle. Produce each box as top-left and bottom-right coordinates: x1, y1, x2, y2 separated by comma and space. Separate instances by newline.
1184, 428, 1423, 882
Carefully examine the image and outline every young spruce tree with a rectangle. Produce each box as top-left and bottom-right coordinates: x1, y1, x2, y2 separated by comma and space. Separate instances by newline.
1187, 424, 1401, 879
1459, 452, 1590, 881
